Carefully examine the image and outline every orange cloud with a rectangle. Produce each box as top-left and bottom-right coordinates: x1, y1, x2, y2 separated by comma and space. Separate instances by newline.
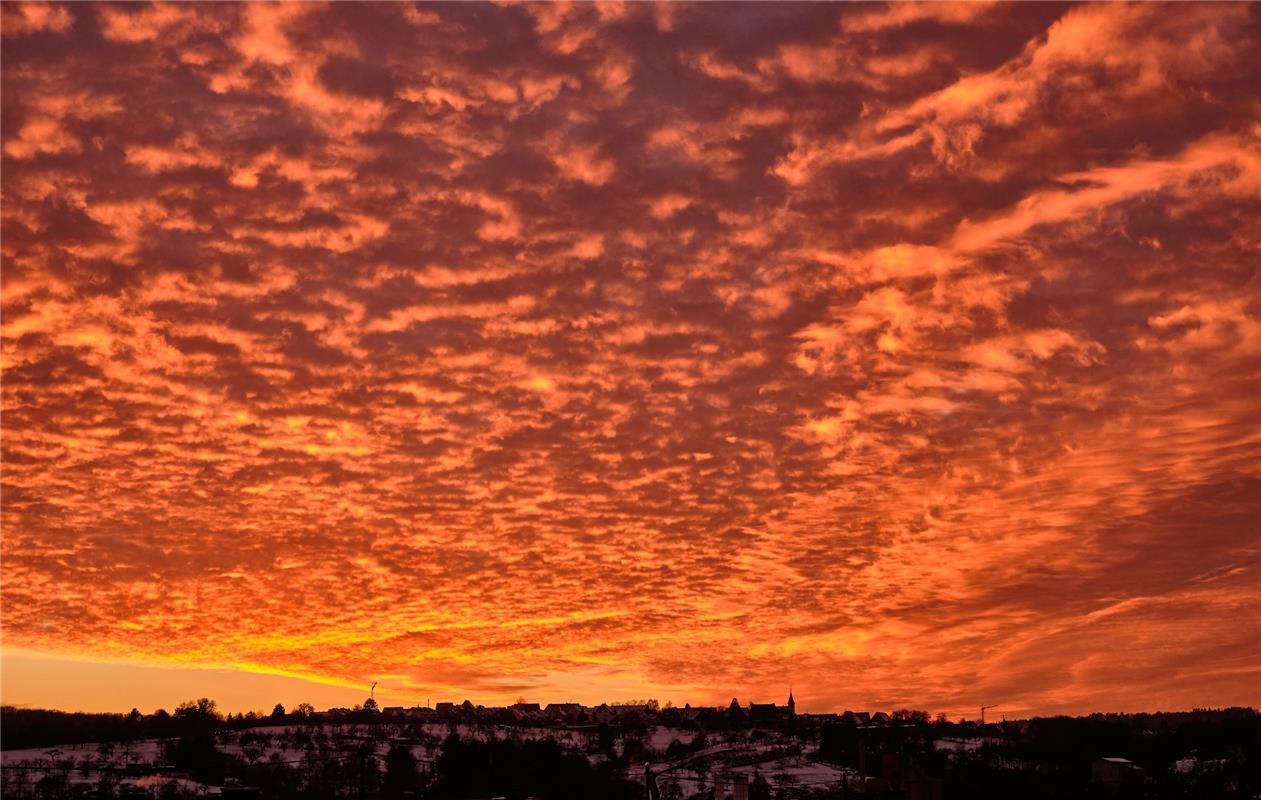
2, 2, 1258, 718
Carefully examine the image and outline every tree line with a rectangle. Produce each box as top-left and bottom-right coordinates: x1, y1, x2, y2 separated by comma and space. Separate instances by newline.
1, 699, 323, 751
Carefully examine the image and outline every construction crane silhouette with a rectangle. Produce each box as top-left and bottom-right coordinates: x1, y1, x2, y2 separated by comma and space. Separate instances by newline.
980, 704, 997, 724
370, 682, 377, 701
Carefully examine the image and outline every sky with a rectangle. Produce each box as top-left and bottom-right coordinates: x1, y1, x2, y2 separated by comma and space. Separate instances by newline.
1, 2, 1259, 719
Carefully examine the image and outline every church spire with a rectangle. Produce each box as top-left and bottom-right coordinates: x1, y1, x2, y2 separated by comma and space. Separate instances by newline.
787, 687, 796, 714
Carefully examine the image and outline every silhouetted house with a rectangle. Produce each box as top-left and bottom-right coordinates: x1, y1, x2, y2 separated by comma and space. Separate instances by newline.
610, 703, 654, 720
870, 712, 891, 725
1092, 757, 1144, 787
748, 691, 798, 725
383, 706, 405, 716
682, 704, 706, 723
748, 703, 779, 725
841, 711, 871, 726
728, 698, 748, 725
544, 703, 584, 721
658, 705, 685, 726
435, 702, 456, 716
591, 703, 614, 723
467, 705, 495, 723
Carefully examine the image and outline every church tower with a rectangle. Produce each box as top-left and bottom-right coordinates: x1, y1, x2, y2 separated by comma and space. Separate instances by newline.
787, 688, 796, 715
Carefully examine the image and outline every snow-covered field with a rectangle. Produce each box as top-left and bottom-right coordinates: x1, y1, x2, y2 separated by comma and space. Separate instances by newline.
3, 738, 166, 768
639, 736, 852, 798
2, 723, 842, 797
650, 753, 851, 797
647, 727, 698, 751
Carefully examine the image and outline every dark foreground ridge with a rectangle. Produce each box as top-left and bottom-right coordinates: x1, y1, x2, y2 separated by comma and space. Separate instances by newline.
2, 701, 1258, 799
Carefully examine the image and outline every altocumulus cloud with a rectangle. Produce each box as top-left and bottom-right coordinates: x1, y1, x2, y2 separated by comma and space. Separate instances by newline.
2, 1, 1259, 716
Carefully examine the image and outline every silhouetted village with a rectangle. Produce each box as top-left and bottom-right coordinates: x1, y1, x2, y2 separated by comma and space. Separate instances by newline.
2, 695, 1258, 800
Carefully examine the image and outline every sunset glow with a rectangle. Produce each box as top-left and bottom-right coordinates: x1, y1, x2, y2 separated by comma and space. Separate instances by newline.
2, 2, 1259, 717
